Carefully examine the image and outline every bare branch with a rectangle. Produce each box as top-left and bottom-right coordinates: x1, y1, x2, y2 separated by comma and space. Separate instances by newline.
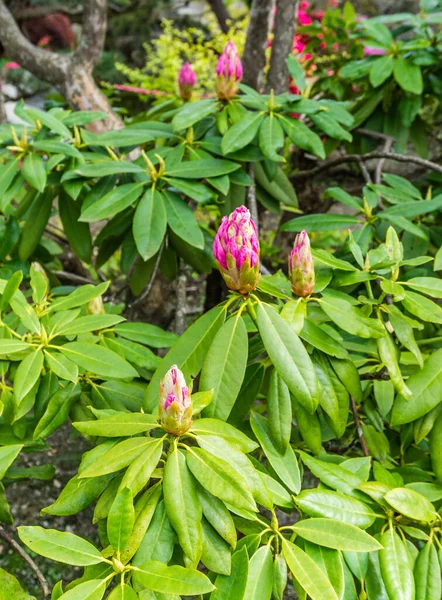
74, 0, 108, 70
350, 396, 369, 457
206, 0, 232, 33
0, 525, 50, 599
293, 151, 442, 180
0, 0, 68, 84
241, 0, 273, 90
266, 0, 298, 94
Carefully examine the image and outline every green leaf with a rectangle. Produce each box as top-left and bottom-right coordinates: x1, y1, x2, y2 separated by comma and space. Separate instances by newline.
18, 188, 53, 261
56, 579, 106, 600
200, 315, 248, 420
243, 546, 273, 600
163, 190, 204, 249
133, 188, 167, 261
281, 214, 360, 233
392, 349, 442, 425
279, 115, 325, 159
75, 161, 144, 177
291, 519, 382, 552
54, 314, 124, 337
0, 340, 32, 356
59, 192, 92, 263
300, 320, 349, 360
414, 542, 442, 600
17, 527, 105, 566
0, 445, 22, 479
134, 561, 215, 595
259, 115, 284, 162
0, 270, 23, 311
167, 159, 240, 178
251, 413, 301, 494
197, 487, 237, 549
144, 306, 226, 411
172, 99, 218, 130
312, 248, 358, 272
24, 107, 71, 137
394, 58, 423, 94
186, 447, 257, 512
201, 518, 231, 575
164, 448, 202, 565
257, 303, 318, 412
370, 55, 394, 87
403, 277, 442, 299
309, 112, 352, 142
282, 539, 339, 600
325, 187, 362, 210
60, 342, 138, 379
107, 583, 138, 600
0, 567, 36, 599
80, 183, 144, 222
296, 489, 376, 528
320, 296, 386, 338
384, 488, 437, 522
33, 382, 80, 439
21, 154, 47, 193
304, 543, 344, 600
42, 473, 112, 517
107, 487, 134, 553
191, 418, 257, 454
222, 112, 265, 155
82, 127, 155, 147
48, 282, 108, 313
299, 452, 363, 497
211, 546, 249, 600
79, 437, 156, 478
14, 349, 43, 403
119, 438, 163, 496
379, 529, 415, 600
112, 322, 177, 348
267, 370, 292, 454
74, 413, 158, 437
253, 162, 298, 207
401, 291, 442, 324
377, 331, 411, 399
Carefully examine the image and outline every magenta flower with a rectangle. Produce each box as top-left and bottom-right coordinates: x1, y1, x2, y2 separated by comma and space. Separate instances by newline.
364, 47, 386, 57
177, 62, 197, 101
159, 365, 192, 435
4, 62, 20, 70
213, 205, 260, 294
216, 41, 243, 100
288, 230, 315, 297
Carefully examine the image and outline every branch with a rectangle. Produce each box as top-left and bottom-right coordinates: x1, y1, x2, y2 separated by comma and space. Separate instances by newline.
52, 270, 97, 285
0, 0, 68, 84
350, 396, 369, 457
73, 0, 108, 70
292, 151, 442, 180
0, 526, 50, 598
266, 0, 299, 94
241, 0, 273, 90
360, 369, 390, 381
206, 0, 232, 33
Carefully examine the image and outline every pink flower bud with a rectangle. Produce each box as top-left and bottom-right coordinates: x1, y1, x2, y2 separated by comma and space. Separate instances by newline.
216, 41, 243, 101
288, 230, 315, 297
159, 365, 192, 435
213, 205, 260, 295
178, 62, 197, 101
4, 62, 20, 71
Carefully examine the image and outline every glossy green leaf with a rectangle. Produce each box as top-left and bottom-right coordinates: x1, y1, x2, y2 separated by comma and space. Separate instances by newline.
191, 418, 257, 454
243, 545, 273, 600
134, 560, 215, 595
267, 370, 292, 454
80, 183, 144, 222
21, 154, 46, 193
379, 529, 415, 600
60, 342, 138, 379
133, 188, 167, 261
107, 487, 134, 553
222, 112, 265, 155
79, 437, 156, 478
14, 349, 43, 403
320, 296, 385, 338
74, 413, 158, 437
384, 488, 437, 522
211, 546, 249, 600
414, 542, 441, 600
291, 519, 382, 552
163, 190, 204, 249
296, 489, 376, 528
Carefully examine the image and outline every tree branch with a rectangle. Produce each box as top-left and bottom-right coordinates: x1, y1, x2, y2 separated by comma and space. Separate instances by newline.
206, 0, 232, 33
0, 0, 68, 84
74, 0, 108, 70
266, 0, 298, 94
241, 0, 273, 90
350, 396, 369, 457
293, 151, 442, 180
0, 525, 50, 599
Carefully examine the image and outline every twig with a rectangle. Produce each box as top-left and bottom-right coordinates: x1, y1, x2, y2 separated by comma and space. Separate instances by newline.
52, 270, 96, 285
293, 151, 442, 180
356, 157, 372, 185
350, 396, 369, 457
355, 128, 395, 142
360, 369, 390, 381
127, 242, 165, 310
375, 137, 394, 186
0, 525, 50, 598
247, 164, 259, 233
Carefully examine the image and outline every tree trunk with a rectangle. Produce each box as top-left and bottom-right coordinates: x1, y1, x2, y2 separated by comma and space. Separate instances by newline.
266, 0, 298, 94
206, 0, 232, 33
241, 0, 273, 90
0, 0, 123, 132
61, 67, 122, 132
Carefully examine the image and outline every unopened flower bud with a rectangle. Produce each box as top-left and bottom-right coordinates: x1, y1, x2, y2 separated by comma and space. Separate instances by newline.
289, 230, 315, 297
159, 365, 192, 436
87, 296, 105, 315
216, 41, 243, 101
213, 205, 260, 295
178, 62, 197, 101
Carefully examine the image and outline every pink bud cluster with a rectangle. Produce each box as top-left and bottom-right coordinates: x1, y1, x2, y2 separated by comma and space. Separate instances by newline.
288, 230, 315, 297
177, 62, 197, 101
159, 365, 192, 435
213, 206, 260, 295
216, 41, 243, 101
